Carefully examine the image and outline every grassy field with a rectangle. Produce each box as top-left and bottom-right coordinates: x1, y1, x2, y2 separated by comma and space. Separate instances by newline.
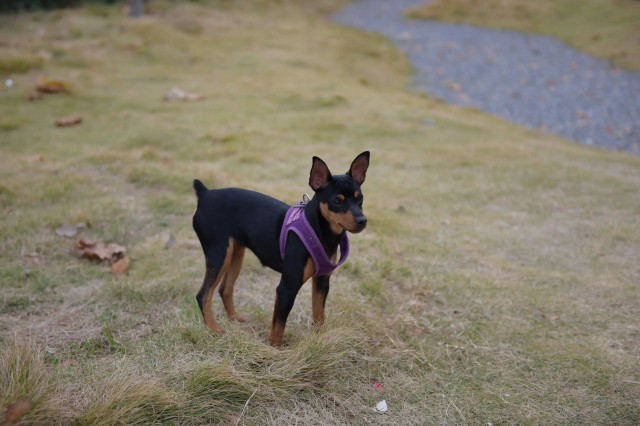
407, 0, 640, 71
1, 0, 639, 424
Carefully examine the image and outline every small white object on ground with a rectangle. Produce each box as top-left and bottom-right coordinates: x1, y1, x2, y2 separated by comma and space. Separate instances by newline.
375, 399, 388, 413
163, 87, 204, 102
5, 79, 13, 88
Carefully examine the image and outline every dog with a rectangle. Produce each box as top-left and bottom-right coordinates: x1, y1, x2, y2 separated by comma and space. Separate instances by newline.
192, 151, 369, 346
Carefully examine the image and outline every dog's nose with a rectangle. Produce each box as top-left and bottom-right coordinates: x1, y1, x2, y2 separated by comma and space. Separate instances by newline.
356, 216, 367, 228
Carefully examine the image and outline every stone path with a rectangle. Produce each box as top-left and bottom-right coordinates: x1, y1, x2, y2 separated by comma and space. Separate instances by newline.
334, 0, 640, 155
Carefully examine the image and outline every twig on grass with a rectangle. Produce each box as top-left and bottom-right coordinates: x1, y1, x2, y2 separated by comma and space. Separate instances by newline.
235, 389, 257, 426
442, 393, 467, 426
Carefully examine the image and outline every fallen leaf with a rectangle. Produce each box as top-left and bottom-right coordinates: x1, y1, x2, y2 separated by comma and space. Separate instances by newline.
444, 80, 462, 92
56, 223, 85, 238
55, 115, 82, 127
22, 253, 44, 266
37, 50, 53, 61
4, 399, 32, 424
165, 234, 176, 249
111, 256, 130, 275
577, 118, 590, 128
27, 92, 44, 101
77, 239, 126, 261
163, 87, 205, 102
77, 238, 129, 275
36, 78, 72, 94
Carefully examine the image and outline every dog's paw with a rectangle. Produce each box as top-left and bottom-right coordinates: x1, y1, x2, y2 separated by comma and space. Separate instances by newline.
230, 314, 247, 323
205, 321, 224, 333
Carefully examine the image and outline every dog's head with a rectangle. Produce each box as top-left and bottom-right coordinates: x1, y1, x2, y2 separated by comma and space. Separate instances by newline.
309, 151, 369, 234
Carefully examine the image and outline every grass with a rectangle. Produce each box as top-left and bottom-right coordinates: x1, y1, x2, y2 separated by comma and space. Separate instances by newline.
0, 55, 43, 74
1, 0, 639, 424
406, 0, 640, 71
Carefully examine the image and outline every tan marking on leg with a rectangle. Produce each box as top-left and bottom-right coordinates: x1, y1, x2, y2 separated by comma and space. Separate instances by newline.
203, 293, 223, 332
202, 238, 235, 333
302, 258, 315, 283
269, 259, 314, 348
220, 243, 246, 322
268, 321, 285, 347
311, 277, 325, 327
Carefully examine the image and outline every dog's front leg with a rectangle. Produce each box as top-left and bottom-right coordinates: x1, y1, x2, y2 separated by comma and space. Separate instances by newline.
311, 275, 330, 327
268, 239, 309, 347
269, 279, 303, 347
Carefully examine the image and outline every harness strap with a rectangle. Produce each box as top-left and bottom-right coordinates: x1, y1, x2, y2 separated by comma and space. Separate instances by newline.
279, 204, 349, 277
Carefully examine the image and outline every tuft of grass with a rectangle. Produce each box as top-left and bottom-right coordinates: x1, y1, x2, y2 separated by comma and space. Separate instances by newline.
0, 55, 43, 74
0, 121, 22, 132
181, 361, 257, 423
76, 373, 181, 425
359, 278, 383, 298
407, 0, 640, 70
0, 339, 57, 424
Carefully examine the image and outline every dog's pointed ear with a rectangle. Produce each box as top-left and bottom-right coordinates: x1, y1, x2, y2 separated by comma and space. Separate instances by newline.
347, 151, 370, 185
309, 156, 332, 191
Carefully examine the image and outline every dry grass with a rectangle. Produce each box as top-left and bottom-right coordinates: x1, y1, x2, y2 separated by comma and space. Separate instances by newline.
0, 339, 58, 424
407, 0, 640, 71
1, 0, 639, 424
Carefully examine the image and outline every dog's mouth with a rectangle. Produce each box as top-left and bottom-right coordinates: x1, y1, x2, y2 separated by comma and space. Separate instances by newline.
348, 222, 367, 234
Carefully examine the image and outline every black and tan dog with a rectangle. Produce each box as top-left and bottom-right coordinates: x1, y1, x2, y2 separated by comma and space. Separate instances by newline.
192, 151, 369, 346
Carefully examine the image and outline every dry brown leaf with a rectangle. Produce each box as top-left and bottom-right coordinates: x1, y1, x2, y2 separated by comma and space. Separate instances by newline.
22, 253, 44, 266
4, 399, 32, 424
111, 256, 130, 275
77, 238, 129, 275
445, 80, 462, 92
27, 92, 44, 101
36, 78, 72, 94
163, 87, 205, 102
165, 234, 176, 249
55, 223, 85, 238
77, 239, 126, 261
55, 115, 82, 127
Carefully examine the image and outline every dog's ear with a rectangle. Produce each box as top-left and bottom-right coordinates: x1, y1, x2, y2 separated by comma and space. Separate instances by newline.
309, 156, 332, 191
347, 151, 370, 185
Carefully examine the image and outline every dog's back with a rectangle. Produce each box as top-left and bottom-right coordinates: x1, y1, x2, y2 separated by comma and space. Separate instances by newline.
192, 182, 288, 271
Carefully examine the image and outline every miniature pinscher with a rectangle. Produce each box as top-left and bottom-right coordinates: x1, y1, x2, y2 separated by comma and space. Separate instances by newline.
192, 151, 370, 346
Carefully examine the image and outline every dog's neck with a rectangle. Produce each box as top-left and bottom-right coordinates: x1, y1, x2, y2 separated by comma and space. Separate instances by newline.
304, 197, 344, 255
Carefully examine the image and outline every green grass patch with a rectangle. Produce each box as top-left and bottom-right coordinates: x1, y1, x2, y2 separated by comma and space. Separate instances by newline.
0, 55, 43, 74
407, 0, 640, 70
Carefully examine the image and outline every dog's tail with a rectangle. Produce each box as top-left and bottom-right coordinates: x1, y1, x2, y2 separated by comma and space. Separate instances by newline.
193, 179, 208, 199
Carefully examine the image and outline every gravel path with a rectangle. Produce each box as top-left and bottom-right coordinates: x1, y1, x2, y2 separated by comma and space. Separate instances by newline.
334, 0, 640, 155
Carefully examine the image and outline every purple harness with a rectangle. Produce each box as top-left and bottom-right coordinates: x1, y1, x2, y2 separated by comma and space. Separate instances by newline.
279, 203, 349, 277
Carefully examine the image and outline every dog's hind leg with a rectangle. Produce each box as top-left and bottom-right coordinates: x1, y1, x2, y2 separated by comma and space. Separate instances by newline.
218, 243, 246, 322
196, 238, 235, 332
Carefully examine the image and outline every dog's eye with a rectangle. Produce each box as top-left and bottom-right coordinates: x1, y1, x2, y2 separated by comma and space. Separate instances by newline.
333, 196, 344, 205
